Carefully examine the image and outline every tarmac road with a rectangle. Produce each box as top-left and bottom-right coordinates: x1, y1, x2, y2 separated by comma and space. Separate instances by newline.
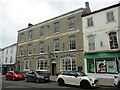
2, 77, 119, 90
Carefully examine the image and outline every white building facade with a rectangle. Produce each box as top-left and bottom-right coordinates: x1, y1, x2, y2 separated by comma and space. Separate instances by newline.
82, 3, 120, 78
2, 44, 16, 74
0, 49, 3, 74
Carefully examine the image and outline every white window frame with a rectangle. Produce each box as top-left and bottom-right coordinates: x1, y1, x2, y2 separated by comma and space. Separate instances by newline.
106, 11, 114, 22
88, 35, 95, 51
28, 45, 32, 55
68, 17, 75, 30
54, 39, 59, 52
36, 58, 47, 71
20, 33, 25, 42
109, 32, 118, 49
69, 36, 76, 50
60, 56, 76, 71
40, 42, 44, 53
20, 46, 23, 56
29, 30, 32, 40
54, 22, 59, 34
24, 60, 30, 71
87, 17, 93, 27
40, 26, 44, 37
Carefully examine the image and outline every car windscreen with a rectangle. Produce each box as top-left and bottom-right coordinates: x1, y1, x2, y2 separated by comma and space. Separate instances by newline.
36, 71, 43, 75
14, 72, 20, 74
77, 72, 87, 76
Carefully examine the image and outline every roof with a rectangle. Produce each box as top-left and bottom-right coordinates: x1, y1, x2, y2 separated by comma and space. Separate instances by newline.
82, 3, 120, 17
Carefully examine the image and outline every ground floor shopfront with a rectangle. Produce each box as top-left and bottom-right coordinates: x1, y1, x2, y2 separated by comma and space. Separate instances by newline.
84, 51, 120, 78
2, 64, 15, 75
16, 50, 84, 75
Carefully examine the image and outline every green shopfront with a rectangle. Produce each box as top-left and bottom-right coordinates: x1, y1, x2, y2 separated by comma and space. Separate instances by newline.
84, 52, 120, 78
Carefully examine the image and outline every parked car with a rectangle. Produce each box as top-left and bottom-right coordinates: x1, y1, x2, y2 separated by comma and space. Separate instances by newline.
25, 70, 50, 83
114, 72, 120, 88
56, 71, 99, 89
5, 71, 25, 80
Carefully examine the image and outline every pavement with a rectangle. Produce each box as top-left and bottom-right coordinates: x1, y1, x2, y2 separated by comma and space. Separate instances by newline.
50, 76, 114, 87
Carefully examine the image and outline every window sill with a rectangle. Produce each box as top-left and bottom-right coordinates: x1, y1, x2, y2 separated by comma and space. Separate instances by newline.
36, 70, 47, 71
54, 32, 60, 34
86, 25, 94, 28
106, 20, 116, 24
68, 28, 76, 31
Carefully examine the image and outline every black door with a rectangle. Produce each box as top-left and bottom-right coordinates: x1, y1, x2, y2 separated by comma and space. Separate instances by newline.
52, 63, 56, 75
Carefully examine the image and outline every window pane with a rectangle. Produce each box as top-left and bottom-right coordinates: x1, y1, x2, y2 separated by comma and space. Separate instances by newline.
107, 11, 114, 22
69, 36, 76, 50
109, 32, 118, 49
40, 42, 44, 53
54, 39, 59, 51
87, 59, 95, 73
40, 27, 44, 37
87, 17, 93, 27
68, 17, 75, 29
54, 22, 59, 33
88, 35, 95, 51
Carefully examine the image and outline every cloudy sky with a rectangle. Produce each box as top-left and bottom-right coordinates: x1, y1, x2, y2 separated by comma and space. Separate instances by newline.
0, 0, 120, 48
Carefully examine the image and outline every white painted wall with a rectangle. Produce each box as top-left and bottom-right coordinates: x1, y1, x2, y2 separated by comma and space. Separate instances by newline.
83, 7, 119, 52
3, 44, 16, 65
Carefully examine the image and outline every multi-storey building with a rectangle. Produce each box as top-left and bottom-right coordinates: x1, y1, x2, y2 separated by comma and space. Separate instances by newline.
16, 2, 91, 75
2, 43, 16, 75
82, 3, 120, 78
0, 49, 3, 74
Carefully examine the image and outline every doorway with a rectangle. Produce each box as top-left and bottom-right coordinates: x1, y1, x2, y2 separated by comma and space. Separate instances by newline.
51, 60, 56, 75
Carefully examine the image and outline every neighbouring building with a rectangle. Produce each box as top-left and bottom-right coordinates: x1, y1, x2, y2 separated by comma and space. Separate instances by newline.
2, 43, 17, 75
82, 3, 120, 78
0, 49, 3, 74
16, 2, 91, 75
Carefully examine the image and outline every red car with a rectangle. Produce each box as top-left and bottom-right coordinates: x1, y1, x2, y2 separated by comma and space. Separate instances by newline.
5, 71, 25, 80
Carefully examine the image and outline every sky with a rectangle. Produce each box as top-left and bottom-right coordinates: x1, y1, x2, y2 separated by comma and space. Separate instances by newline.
0, 0, 120, 48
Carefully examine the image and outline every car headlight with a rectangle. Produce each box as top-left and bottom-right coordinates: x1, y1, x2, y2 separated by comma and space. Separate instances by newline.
15, 75, 18, 77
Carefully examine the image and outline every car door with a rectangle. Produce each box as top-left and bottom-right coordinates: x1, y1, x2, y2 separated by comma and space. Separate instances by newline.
27, 71, 36, 82
69, 71, 80, 85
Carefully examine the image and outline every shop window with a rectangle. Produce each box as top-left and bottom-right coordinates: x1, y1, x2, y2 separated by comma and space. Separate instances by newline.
60, 56, 76, 71
106, 60, 117, 73
109, 32, 118, 49
95, 58, 117, 73
36, 58, 47, 71
87, 59, 95, 73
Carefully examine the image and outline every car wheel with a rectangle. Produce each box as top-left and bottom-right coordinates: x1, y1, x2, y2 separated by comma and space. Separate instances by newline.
117, 81, 120, 88
36, 78, 40, 83
25, 77, 29, 82
80, 80, 91, 89
5, 77, 8, 80
58, 79, 65, 86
